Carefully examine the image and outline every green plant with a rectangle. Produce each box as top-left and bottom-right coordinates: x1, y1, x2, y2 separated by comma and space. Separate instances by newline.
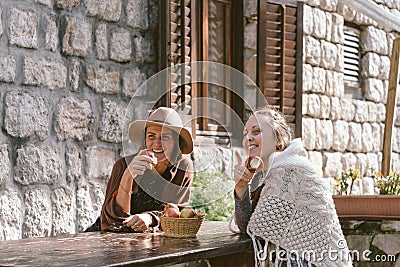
190, 170, 235, 221
332, 168, 361, 195
373, 171, 400, 195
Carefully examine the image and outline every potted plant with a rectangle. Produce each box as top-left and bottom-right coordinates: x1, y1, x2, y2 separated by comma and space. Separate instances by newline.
332, 168, 400, 220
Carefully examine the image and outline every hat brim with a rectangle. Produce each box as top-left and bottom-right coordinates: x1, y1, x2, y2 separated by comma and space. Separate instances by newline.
128, 120, 193, 154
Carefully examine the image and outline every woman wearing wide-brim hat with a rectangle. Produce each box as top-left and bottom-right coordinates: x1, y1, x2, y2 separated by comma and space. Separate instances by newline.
99, 107, 194, 232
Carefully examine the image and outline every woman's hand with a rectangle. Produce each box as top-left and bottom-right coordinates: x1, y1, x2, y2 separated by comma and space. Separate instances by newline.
126, 150, 156, 178
234, 151, 254, 199
123, 213, 153, 232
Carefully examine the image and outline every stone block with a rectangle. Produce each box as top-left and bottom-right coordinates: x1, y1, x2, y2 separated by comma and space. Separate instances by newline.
62, 16, 92, 57
69, 60, 80, 91
55, 96, 93, 141
311, 67, 326, 93
315, 119, 333, 150
303, 5, 313, 35
134, 34, 155, 65
305, 0, 320, 7
244, 0, 257, 18
312, 8, 326, 39
85, 147, 115, 179
355, 153, 368, 176
303, 64, 313, 92
330, 96, 341, 120
307, 94, 320, 117
76, 183, 105, 232
86, 66, 120, 94
341, 153, 357, 171
127, 0, 149, 29
361, 53, 380, 78
367, 102, 378, 122
0, 145, 10, 185
364, 78, 384, 103
354, 100, 368, 122
323, 152, 342, 177
305, 36, 321, 66
369, 123, 381, 152
381, 221, 400, 232
362, 123, 373, 152
366, 153, 379, 176
320, 95, 330, 119
302, 94, 308, 115
331, 14, 344, 44
376, 103, 386, 122
95, 23, 107, 60
325, 12, 332, 42
347, 122, 362, 152
9, 7, 38, 48
308, 151, 323, 176
332, 120, 349, 152
23, 188, 52, 238
302, 118, 316, 150
326, 70, 335, 96
23, 57, 67, 90
110, 28, 132, 62
393, 127, 400, 153
379, 55, 390, 80
340, 98, 355, 121
320, 41, 337, 70
57, 0, 80, 9
66, 145, 82, 184
335, 44, 344, 72
86, 0, 122, 22
98, 98, 126, 143
45, 14, 58, 51
15, 145, 62, 185
361, 26, 388, 55
244, 23, 257, 50
372, 234, 400, 256
52, 188, 76, 236
345, 235, 372, 258
0, 190, 22, 241
244, 53, 257, 84
0, 55, 16, 83
319, 0, 338, 11
337, 3, 355, 22
4, 91, 49, 139
362, 177, 375, 195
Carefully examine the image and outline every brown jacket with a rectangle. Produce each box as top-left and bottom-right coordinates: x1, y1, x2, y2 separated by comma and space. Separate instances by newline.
100, 154, 193, 231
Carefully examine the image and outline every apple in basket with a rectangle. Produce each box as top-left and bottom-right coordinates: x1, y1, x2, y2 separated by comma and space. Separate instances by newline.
163, 203, 180, 218
245, 156, 263, 173
180, 207, 196, 218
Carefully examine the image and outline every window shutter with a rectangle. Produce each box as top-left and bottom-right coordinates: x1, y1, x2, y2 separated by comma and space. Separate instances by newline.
257, 0, 303, 137
343, 25, 361, 88
160, 0, 196, 118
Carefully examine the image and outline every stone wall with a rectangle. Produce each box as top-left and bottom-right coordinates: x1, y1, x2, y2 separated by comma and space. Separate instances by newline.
342, 220, 400, 266
302, 0, 400, 194
0, 0, 158, 240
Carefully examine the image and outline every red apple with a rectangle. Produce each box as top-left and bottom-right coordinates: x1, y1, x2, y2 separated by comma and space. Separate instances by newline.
164, 207, 180, 218
245, 156, 263, 173
146, 149, 158, 165
163, 203, 180, 213
180, 207, 196, 218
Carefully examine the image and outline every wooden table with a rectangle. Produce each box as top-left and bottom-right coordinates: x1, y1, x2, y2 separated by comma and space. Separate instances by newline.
0, 221, 254, 267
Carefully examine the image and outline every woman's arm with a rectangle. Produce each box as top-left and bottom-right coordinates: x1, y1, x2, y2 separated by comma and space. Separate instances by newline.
234, 188, 252, 233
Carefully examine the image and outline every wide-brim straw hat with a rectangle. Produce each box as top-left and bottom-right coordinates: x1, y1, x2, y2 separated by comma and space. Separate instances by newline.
128, 107, 193, 154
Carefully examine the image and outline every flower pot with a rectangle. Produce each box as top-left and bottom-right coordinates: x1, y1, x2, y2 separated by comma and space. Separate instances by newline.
333, 195, 400, 220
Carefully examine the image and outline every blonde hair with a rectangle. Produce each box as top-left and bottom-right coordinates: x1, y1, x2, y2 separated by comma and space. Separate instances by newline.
254, 106, 292, 151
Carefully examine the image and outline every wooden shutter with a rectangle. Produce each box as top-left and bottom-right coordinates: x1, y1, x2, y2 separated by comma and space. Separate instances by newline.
343, 24, 361, 88
160, 0, 196, 119
257, 0, 303, 137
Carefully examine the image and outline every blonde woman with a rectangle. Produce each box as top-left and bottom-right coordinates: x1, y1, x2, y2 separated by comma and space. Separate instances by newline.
233, 107, 352, 267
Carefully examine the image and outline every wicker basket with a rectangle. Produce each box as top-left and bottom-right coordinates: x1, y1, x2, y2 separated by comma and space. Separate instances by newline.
160, 214, 205, 238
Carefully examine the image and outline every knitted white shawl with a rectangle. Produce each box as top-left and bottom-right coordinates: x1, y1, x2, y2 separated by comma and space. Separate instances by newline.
247, 139, 352, 267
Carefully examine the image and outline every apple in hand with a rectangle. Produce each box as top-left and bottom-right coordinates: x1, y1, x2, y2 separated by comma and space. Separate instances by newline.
146, 149, 158, 165
180, 207, 196, 218
164, 207, 180, 218
245, 156, 263, 173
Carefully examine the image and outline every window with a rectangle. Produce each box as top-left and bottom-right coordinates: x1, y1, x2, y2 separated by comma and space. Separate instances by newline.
343, 23, 362, 99
160, 0, 243, 144
257, 0, 304, 137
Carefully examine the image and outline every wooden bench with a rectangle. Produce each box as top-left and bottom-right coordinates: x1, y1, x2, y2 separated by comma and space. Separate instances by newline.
0, 221, 254, 266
